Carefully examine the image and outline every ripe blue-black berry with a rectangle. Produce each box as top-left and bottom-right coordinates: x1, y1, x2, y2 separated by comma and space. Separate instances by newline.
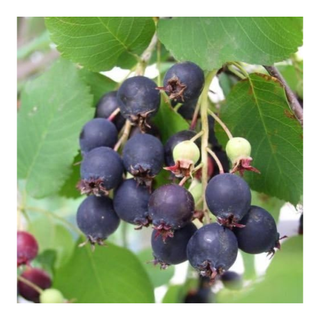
205, 173, 251, 228
117, 76, 160, 132
187, 223, 238, 281
148, 184, 195, 240
18, 268, 51, 303
122, 133, 164, 187
164, 130, 199, 167
17, 231, 39, 267
151, 222, 197, 269
233, 205, 285, 257
76, 195, 120, 247
79, 118, 118, 155
77, 147, 124, 196
161, 62, 204, 103
220, 271, 243, 290
95, 91, 125, 131
113, 179, 151, 228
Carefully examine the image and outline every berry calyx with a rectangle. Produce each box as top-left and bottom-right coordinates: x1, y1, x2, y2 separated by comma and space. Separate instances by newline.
40, 288, 65, 303
226, 137, 260, 176
17, 231, 39, 267
159, 62, 205, 103
164, 140, 200, 178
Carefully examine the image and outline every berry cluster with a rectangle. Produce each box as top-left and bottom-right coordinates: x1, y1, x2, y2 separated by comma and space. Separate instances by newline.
74, 61, 285, 284
17, 231, 65, 303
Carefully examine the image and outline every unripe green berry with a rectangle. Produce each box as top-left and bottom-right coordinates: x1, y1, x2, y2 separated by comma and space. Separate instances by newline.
173, 140, 200, 164
40, 288, 65, 303
226, 137, 251, 163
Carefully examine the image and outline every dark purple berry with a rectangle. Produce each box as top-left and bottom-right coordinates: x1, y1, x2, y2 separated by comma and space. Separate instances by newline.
122, 133, 164, 187
117, 76, 160, 132
233, 205, 284, 257
17, 231, 39, 267
164, 130, 200, 167
151, 222, 197, 268
77, 147, 124, 196
177, 99, 198, 120
205, 173, 251, 228
148, 184, 195, 240
95, 91, 126, 131
79, 118, 118, 154
187, 223, 238, 281
161, 62, 204, 103
129, 121, 161, 139
298, 213, 303, 235
18, 268, 51, 303
220, 271, 243, 290
76, 195, 120, 247
113, 179, 151, 228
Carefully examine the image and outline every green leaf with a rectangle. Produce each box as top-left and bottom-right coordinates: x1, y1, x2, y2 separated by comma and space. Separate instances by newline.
153, 99, 189, 144
162, 285, 184, 303
28, 218, 75, 269
216, 73, 303, 204
79, 68, 117, 106
158, 17, 302, 70
53, 242, 155, 303
218, 236, 303, 303
137, 248, 175, 288
17, 58, 94, 198
58, 152, 82, 199
45, 17, 155, 72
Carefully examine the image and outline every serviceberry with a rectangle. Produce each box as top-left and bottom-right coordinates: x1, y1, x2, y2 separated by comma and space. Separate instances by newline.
113, 178, 151, 228
76, 195, 120, 247
233, 205, 286, 257
18, 268, 51, 303
79, 118, 118, 154
205, 173, 251, 228
160, 62, 205, 103
187, 223, 238, 281
77, 147, 124, 196
151, 222, 197, 269
95, 91, 125, 131
122, 133, 164, 187
17, 231, 39, 267
117, 76, 160, 132
148, 184, 195, 240
40, 288, 65, 303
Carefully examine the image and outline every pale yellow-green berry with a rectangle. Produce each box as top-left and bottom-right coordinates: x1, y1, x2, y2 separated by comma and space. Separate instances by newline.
226, 137, 251, 164
173, 140, 200, 164
40, 288, 65, 303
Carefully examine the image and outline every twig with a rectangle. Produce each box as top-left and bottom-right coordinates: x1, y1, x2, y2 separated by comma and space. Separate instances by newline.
264, 65, 303, 126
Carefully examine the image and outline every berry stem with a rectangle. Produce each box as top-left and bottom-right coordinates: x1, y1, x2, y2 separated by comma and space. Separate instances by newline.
190, 130, 204, 142
114, 120, 132, 152
206, 147, 225, 174
226, 64, 246, 80
17, 275, 44, 294
207, 109, 233, 140
107, 107, 121, 122
189, 102, 201, 130
200, 70, 217, 225
179, 176, 189, 186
